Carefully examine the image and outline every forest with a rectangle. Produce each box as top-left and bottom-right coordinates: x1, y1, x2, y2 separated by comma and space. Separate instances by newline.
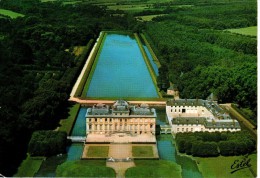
143, 0, 257, 122
0, 0, 257, 176
0, 0, 135, 175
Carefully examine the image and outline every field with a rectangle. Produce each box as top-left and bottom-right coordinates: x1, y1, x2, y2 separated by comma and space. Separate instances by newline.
87, 146, 109, 157
56, 160, 115, 177
132, 146, 154, 157
136, 14, 166, 21
125, 160, 182, 178
14, 155, 45, 177
0, 9, 24, 19
196, 155, 256, 178
226, 26, 257, 36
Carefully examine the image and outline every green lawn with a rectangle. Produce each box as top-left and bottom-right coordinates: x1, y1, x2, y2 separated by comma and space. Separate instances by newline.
14, 154, 45, 177
136, 14, 166, 21
248, 154, 257, 176
226, 26, 257, 36
0, 9, 24, 19
87, 146, 109, 157
58, 104, 80, 135
132, 146, 154, 157
126, 160, 182, 178
56, 160, 115, 177
196, 154, 256, 178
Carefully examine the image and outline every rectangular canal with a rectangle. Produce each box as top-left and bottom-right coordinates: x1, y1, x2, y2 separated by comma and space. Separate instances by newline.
86, 33, 159, 98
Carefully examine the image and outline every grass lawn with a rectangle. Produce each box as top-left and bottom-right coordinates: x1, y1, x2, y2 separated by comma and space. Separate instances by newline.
87, 146, 109, 157
14, 154, 45, 177
136, 14, 166, 21
56, 160, 115, 177
0, 9, 24, 19
58, 104, 80, 135
132, 146, 154, 157
226, 26, 257, 36
248, 154, 257, 176
126, 160, 181, 178
196, 155, 256, 178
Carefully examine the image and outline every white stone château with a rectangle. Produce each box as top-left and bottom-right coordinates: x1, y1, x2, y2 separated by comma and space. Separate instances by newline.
86, 100, 156, 135
166, 99, 241, 133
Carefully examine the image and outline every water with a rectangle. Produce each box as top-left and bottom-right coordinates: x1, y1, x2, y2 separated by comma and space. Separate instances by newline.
70, 108, 87, 136
157, 135, 203, 178
86, 34, 159, 98
157, 140, 176, 161
143, 45, 159, 76
66, 144, 84, 161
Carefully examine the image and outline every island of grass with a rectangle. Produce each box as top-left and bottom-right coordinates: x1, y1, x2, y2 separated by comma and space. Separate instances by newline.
132, 146, 154, 157
56, 160, 115, 177
226, 26, 257, 37
87, 146, 109, 157
58, 104, 80, 135
125, 160, 182, 178
0, 9, 24, 19
14, 154, 45, 177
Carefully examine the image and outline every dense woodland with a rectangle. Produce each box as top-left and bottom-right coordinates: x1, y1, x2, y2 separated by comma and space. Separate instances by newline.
0, 0, 133, 175
144, 0, 257, 123
176, 131, 256, 157
0, 0, 257, 176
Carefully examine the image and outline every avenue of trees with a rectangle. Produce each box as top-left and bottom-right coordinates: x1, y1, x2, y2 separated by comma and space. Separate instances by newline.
176, 131, 256, 157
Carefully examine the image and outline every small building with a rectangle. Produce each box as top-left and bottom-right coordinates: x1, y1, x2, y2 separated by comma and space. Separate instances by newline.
166, 99, 241, 134
167, 83, 179, 99
86, 100, 156, 135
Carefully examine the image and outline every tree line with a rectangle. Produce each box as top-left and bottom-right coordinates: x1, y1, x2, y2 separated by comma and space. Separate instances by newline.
176, 131, 256, 157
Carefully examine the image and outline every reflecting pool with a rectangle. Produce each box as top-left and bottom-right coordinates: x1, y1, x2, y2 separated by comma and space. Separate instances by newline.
86, 33, 159, 98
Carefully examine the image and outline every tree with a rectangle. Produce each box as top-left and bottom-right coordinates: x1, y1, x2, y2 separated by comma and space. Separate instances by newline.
28, 130, 67, 156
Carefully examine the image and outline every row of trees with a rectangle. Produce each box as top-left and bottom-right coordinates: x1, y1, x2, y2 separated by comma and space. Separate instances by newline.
176, 131, 256, 157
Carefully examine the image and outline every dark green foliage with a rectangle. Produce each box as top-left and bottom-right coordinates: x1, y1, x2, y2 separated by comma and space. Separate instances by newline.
176, 131, 256, 157
28, 131, 67, 156
192, 142, 218, 157
145, 0, 257, 119
0, 0, 133, 175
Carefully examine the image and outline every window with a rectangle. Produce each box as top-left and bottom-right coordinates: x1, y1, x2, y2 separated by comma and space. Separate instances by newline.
95, 118, 97, 122
105, 118, 107, 122
120, 119, 122, 122
191, 128, 193, 132
110, 118, 112, 122
182, 128, 184, 131
150, 124, 153, 128
177, 128, 179, 132
89, 124, 92, 129
186, 128, 188, 132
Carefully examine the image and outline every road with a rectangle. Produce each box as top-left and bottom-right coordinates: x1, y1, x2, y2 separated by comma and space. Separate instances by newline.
220, 103, 257, 136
